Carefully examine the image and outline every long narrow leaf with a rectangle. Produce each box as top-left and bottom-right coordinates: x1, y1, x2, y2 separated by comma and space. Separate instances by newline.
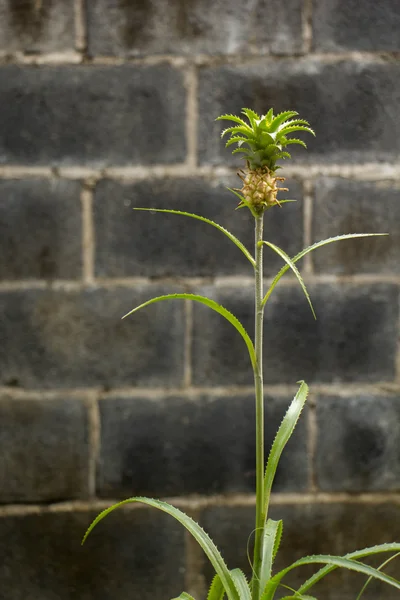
207, 574, 226, 600
264, 382, 309, 515
172, 593, 196, 600
260, 519, 283, 594
122, 293, 256, 371
260, 241, 316, 319
263, 554, 400, 600
230, 569, 251, 600
296, 543, 400, 595
133, 208, 255, 267
82, 497, 240, 600
279, 596, 317, 600
262, 234, 387, 307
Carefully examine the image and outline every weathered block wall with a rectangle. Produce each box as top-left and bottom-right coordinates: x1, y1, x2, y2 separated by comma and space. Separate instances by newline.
0, 1, 399, 599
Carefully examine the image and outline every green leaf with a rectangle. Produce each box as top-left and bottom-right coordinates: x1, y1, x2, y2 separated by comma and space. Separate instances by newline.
241, 108, 260, 128
277, 125, 315, 137
296, 543, 400, 595
262, 234, 388, 307
269, 111, 299, 132
260, 241, 316, 319
277, 118, 312, 131
279, 596, 317, 600
263, 382, 309, 516
216, 114, 252, 130
263, 553, 400, 600
264, 108, 274, 125
207, 574, 226, 600
220, 126, 255, 139
122, 293, 257, 372
171, 593, 196, 600
225, 136, 252, 148
133, 208, 255, 267
82, 497, 240, 600
281, 138, 307, 149
260, 519, 283, 594
230, 569, 251, 600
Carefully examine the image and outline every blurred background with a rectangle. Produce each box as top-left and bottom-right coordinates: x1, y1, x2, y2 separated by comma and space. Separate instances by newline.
0, 1, 399, 599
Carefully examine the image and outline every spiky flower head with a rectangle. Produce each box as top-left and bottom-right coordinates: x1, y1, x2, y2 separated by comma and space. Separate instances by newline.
217, 108, 315, 173
216, 108, 315, 216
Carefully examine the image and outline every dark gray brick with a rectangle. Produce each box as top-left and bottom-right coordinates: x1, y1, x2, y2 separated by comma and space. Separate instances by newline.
0, 65, 186, 166
316, 394, 400, 492
93, 177, 303, 278
0, 506, 185, 600
312, 178, 400, 275
0, 285, 185, 389
0, 0, 75, 53
87, 0, 303, 57
0, 178, 82, 280
313, 0, 400, 52
97, 392, 308, 498
198, 60, 400, 165
192, 283, 398, 386
0, 395, 89, 502
200, 502, 400, 599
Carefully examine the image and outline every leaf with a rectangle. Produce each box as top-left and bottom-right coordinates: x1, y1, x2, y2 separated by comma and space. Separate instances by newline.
269, 111, 299, 132
260, 241, 316, 319
260, 519, 283, 594
225, 136, 252, 148
279, 596, 317, 600
277, 125, 315, 137
220, 126, 255, 139
296, 543, 400, 595
281, 138, 307, 149
263, 553, 400, 600
263, 382, 309, 515
262, 234, 388, 307
82, 497, 240, 600
207, 574, 226, 600
216, 114, 252, 130
122, 293, 257, 372
133, 208, 255, 267
171, 593, 197, 600
230, 569, 251, 600
241, 108, 260, 127
264, 108, 274, 125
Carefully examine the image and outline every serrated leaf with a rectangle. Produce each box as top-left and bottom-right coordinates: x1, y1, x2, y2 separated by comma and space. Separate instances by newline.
279, 596, 317, 600
260, 241, 316, 319
121, 293, 256, 371
207, 574, 226, 600
171, 593, 196, 600
277, 118, 312, 130
264, 108, 274, 125
263, 553, 400, 600
225, 136, 251, 148
262, 234, 388, 307
221, 126, 256, 139
269, 111, 299, 132
278, 125, 315, 137
231, 569, 251, 600
133, 208, 255, 266
216, 114, 252, 130
296, 543, 400, 595
263, 382, 309, 516
82, 497, 240, 600
260, 519, 283, 594
241, 108, 260, 127
281, 138, 307, 149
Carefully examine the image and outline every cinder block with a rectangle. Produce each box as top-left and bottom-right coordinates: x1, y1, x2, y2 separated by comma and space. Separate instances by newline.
0, 285, 185, 389
0, 65, 186, 166
0, 178, 82, 280
0, 395, 89, 502
87, 0, 303, 56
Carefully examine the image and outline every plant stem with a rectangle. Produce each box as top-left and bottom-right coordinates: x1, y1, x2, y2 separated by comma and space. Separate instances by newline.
252, 214, 265, 600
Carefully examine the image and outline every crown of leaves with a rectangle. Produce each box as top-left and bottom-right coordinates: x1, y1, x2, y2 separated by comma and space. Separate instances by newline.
217, 108, 315, 171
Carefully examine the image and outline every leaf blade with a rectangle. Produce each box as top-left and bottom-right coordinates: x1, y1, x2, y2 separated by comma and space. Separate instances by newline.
82, 497, 240, 600
122, 293, 257, 372
260, 519, 283, 594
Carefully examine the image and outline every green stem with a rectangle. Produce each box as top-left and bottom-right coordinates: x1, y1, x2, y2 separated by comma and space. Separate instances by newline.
252, 214, 265, 600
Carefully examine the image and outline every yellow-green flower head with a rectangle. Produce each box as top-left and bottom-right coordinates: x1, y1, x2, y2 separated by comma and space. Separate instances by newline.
217, 108, 315, 173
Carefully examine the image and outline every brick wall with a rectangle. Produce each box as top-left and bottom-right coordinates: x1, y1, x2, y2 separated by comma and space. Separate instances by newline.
0, 1, 399, 599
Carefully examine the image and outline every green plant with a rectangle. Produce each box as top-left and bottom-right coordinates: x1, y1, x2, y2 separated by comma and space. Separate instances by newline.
83, 108, 400, 600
